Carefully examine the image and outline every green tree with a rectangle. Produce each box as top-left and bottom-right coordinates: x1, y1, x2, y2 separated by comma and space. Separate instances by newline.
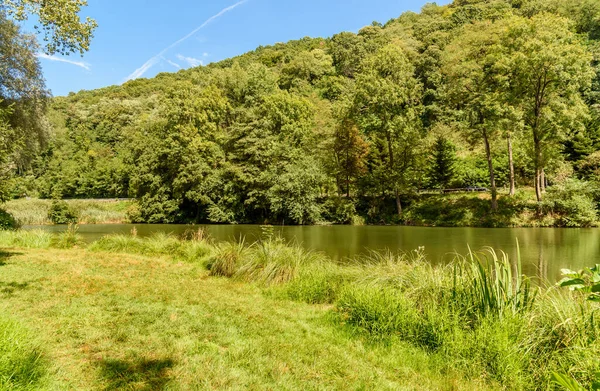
0, 16, 48, 200
354, 44, 422, 217
428, 136, 456, 189
441, 20, 510, 211
2, 0, 97, 55
505, 14, 594, 201
333, 116, 369, 197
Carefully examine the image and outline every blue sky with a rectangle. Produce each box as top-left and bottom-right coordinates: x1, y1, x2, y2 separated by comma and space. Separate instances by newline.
33, 0, 448, 96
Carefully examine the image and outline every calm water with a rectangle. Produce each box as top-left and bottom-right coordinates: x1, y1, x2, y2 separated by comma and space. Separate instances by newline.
26, 224, 600, 281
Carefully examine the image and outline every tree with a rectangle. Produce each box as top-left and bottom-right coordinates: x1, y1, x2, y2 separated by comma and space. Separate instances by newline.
2, 0, 97, 55
333, 116, 369, 197
0, 16, 48, 201
505, 14, 594, 201
354, 44, 422, 216
428, 135, 456, 189
441, 20, 510, 211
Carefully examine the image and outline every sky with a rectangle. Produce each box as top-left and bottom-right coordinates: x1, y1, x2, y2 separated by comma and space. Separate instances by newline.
32, 0, 449, 96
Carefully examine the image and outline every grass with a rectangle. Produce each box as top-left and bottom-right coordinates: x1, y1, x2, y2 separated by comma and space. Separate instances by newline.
0, 229, 598, 389
0, 246, 490, 390
402, 187, 596, 228
0, 314, 47, 390
3, 198, 131, 225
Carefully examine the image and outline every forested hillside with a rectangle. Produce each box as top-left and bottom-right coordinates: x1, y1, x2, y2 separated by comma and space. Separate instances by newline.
7, 0, 600, 225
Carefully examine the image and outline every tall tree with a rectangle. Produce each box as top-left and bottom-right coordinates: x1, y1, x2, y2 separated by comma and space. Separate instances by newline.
441, 20, 510, 211
0, 16, 48, 200
333, 116, 369, 197
505, 14, 594, 201
354, 44, 422, 216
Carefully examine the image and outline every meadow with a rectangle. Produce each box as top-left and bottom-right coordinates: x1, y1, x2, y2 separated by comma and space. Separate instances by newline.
0, 228, 598, 390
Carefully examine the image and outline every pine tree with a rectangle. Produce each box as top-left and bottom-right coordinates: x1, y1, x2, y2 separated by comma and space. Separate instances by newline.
428, 136, 456, 189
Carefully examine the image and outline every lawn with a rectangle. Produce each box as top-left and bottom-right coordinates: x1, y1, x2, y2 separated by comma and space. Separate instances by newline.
0, 247, 490, 390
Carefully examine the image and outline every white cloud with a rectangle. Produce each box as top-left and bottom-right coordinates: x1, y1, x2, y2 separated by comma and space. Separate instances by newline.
203, 52, 210, 57
36, 53, 91, 70
176, 54, 203, 67
124, 0, 247, 81
163, 57, 181, 69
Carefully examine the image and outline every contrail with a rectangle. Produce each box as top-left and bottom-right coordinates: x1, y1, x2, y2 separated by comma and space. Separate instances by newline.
37, 53, 91, 70
125, 0, 248, 82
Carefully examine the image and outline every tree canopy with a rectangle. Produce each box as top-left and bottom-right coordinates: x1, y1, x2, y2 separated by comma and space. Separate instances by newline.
4, 0, 600, 225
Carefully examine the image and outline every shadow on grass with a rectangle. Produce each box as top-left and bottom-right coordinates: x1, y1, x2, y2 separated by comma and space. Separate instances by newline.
0, 250, 22, 266
98, 357, 175, 391
0, 281, 30, 294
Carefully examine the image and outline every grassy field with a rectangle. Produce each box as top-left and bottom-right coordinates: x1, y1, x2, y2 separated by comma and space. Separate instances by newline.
0, 230, 598, 390
3, 199, 131, 226
0, 249, 488, 390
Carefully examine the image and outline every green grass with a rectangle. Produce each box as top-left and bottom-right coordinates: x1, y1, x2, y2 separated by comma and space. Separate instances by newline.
0, 247, 490, 390
0, 229, 598, 390
402, 188, 597, 228
3, 198, 131, 225
0, 314, 47, 390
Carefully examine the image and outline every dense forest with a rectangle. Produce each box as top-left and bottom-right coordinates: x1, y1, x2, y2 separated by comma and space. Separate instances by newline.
2, 0, 600, 226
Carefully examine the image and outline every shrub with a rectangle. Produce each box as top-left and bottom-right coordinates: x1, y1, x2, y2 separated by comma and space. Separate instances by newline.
0, 208, 17, 230
47, 200, 78, 225
285, 264, 351, 304
235, 239, 325, 285
125, 202, 144, 223
542, 179, 598, 227
336, 285, 425, 341
320, 197, 357, 224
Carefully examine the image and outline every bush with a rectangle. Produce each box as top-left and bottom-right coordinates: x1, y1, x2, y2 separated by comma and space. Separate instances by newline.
125, 202, 144, 223
47, 200, 78, 225
542, 179, 598, 227
0, 208, 17, 230
320, 197, 358, 224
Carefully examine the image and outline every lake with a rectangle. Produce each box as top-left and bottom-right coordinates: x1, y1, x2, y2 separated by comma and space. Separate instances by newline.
25, 224, 599, 281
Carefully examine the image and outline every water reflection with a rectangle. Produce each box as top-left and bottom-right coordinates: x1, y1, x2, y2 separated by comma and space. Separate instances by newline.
25, 224, 599, 282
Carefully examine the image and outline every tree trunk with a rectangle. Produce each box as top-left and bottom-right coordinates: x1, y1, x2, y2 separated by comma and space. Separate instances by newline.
483, 130, 498, 211
534, 140, 542, 202
395, 188, 402, 218
507, 133, 515, 196
540, 168, 546, 193
386, 129, 402, 217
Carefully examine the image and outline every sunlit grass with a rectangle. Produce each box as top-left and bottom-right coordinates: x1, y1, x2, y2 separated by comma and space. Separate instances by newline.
3, 198, 131, 225
0, 248, 489, 390
0, 230, 598, 389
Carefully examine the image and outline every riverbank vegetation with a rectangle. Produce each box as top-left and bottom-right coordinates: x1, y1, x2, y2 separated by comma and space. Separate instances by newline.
2, 198, 131, 226
0, 229, 598, 389
2, 0, 600, 227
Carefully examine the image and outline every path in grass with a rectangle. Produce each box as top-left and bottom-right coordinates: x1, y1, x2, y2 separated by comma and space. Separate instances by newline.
0, 248, 495, 390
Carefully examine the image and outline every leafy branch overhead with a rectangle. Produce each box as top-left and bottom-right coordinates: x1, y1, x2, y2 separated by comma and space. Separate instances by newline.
2, 0, 97, 55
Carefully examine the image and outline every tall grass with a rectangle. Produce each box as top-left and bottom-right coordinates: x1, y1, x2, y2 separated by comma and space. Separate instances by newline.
3, 198, 130, 225
0, 230, 53, 249
89, 232, 212, 262
0, 316, 46, 390
453, 246, 537, 319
